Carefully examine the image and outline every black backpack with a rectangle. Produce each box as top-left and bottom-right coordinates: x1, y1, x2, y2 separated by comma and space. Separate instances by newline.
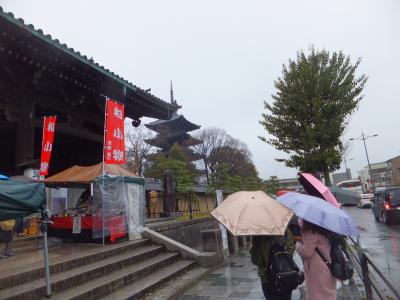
316, 234, 354, 280
268, 243, 304, 292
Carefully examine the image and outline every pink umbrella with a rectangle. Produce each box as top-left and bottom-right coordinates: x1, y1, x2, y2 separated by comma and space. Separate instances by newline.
298, 173, 341, 208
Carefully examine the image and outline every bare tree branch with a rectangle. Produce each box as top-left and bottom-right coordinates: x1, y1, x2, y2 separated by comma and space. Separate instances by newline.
192, 127, 257, 183
125, 122, 155, 176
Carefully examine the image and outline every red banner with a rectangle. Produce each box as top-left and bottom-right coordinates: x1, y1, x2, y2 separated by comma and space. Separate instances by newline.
40, 116, 56, 177
104, 98, 126, 164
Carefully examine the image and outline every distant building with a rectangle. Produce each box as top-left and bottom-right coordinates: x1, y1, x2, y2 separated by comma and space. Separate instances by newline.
278, 177, 303, 191
386, 155, 400, 187
358, 162, 390, 192
332, 168, 352, 186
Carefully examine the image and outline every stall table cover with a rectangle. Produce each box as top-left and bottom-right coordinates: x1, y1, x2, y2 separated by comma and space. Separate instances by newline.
49, 215, 127, 243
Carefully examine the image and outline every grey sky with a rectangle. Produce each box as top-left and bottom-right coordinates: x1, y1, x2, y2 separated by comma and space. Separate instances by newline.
2, 0, 399, 180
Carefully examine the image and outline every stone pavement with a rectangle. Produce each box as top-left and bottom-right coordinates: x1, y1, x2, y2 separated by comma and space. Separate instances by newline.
179, 250, 362, 300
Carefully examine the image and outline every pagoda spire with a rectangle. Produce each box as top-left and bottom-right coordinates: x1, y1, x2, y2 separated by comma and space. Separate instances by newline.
170, 80, 177, 105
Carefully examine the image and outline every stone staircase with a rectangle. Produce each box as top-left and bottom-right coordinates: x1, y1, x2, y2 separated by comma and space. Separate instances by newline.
0, 238, 196, 300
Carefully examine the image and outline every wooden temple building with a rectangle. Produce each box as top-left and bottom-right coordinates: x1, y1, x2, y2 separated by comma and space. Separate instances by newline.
0, 7, 180, 176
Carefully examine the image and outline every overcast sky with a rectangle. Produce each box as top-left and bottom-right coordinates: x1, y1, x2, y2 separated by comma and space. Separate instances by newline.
2, 0, 399, 180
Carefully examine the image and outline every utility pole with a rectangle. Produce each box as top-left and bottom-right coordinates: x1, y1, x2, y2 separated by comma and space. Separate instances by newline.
350, 132, 378, 192
343, 158, 353, 180
362, 132, 375, 190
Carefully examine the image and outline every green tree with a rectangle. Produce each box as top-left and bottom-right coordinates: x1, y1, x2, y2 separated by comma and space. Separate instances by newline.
243, 176, 263, 191
259, 47, 367, 185
157, 159, 193, 194
145, 144, 199, 217
228, 175, 243, 193
207, 163, 262, 194
208, 163, 231, 192
262, 176, 281, 195
208, 163, 241, 194
145, 143, 197, 194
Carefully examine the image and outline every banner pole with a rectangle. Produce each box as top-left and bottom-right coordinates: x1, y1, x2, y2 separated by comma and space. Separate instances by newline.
40, 119, 51, 296
102, 97, 108, 247
102, 97, 108, 176
41, 210, 52, 299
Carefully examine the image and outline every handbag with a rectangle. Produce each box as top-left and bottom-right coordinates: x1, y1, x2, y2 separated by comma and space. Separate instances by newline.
0, 219, 16, 231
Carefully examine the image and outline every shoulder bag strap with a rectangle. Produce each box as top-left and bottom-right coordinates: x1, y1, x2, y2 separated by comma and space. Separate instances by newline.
315, 247, 329, 265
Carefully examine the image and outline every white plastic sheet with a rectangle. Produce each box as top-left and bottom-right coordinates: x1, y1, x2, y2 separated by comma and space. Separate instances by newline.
92, 176, 144, 241
126, 183, 144, 239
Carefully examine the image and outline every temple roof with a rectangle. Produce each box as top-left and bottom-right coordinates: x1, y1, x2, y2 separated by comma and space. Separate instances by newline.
0, 7, 180, 120
145, 113, 200, 134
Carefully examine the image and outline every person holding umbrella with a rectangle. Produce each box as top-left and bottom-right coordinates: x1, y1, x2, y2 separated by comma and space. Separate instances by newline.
295, 220, 336, 300
277, 192, 358, 300
211, 191, 301, 299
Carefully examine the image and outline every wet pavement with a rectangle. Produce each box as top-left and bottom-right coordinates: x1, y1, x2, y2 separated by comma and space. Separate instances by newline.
343, 206, 400, 296
179, 251, 360, 300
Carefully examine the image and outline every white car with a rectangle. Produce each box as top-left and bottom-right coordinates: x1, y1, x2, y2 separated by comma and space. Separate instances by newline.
358, 193, 374, 208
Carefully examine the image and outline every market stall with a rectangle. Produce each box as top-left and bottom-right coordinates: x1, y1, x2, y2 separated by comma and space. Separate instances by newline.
44, 163, 145, 243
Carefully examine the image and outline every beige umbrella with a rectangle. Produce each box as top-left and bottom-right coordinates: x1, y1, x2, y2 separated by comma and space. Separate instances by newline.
211, 191, 294, 236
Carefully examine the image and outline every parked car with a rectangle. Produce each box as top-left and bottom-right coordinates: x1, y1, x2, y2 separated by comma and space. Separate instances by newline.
372, 187, 400, 224
358, 193, 374, 208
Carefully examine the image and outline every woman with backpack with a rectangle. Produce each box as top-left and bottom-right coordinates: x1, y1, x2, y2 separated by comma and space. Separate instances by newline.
250, 229, 296, 300
296, 220, 336, 300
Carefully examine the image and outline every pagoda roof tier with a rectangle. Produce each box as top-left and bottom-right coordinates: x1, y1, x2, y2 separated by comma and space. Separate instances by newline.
145, 113, 200, 134
145, 132, 202, 150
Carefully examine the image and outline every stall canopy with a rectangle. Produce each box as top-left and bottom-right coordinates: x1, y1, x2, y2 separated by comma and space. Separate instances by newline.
0, 180, 46, 221
44, 163, 139, 185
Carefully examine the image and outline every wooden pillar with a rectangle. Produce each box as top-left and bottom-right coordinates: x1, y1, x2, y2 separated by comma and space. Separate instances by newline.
15, 98, 35, 175
227, 231, 239, 254
238, 236, 247, 249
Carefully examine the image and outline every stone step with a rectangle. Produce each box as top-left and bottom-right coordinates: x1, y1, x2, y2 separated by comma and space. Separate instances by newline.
54, 252, 184, 300
0, 238, 150, 291
0, 244, 165, 300
100, 259, 196, 300
10, 239, 60, 254
145, 217, 174, 225
12, 235, 42, 247
142, 265, 209, 300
